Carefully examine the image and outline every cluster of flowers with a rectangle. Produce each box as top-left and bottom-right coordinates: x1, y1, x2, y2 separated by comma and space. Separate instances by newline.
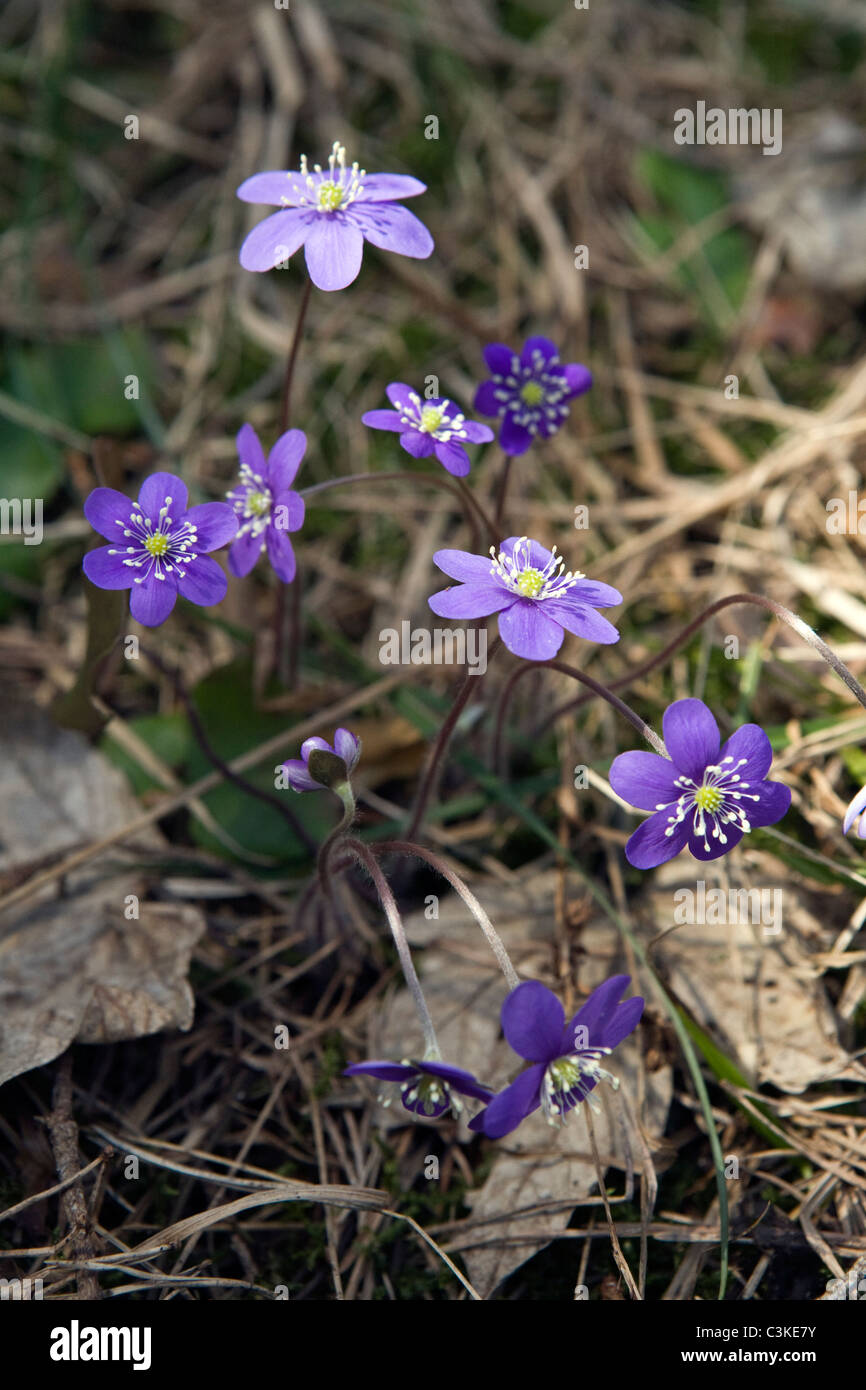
79, 140, 862, 1141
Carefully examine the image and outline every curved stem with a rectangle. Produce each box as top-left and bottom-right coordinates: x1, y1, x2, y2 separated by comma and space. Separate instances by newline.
376, 839, 520, 990
344, 836, 439, 1056
535, 592, 866, 734
491, 657, 666, 775
406, 637, 501, 840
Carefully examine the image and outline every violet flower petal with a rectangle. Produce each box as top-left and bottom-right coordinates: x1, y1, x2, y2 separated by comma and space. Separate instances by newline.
362, 409, 405, 431
179, 553, 227, 608
349, 202, 434, 259
428, 584, 514, 619
267, 429, 307, 493
625, 810, 691, 870
83, 488, 133, 541
609, 750, 681, 811
499, 415, 533, 456
237, 423, 267, 476
433, 440, 471, 476
265, 527, 296, 583
303, 216, 364, 290
82, 545, 135, 589
129, 577, 178, 627
497, 600, 564, 661
501, 980, 565, 1061
432, 549, 500, 584
139, 471, 188, 521
239, 208, 315, 272
469, 1063, 545, 1138
662, 698, 721, 781
183, 503, 238, 552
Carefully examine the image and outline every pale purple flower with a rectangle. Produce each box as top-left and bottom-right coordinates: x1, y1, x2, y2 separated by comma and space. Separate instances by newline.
469, 977, 644, 1139
609, 698, 792, 869
474, 336, 592, 456
362, 383, 494, 477
843, 782, 866, 839
237, 141, 433, 291
227, 425, 305, 584
428, 536, 621, 661
82, 471, 237, 627
344, 1058, 493, 1119
282, 728, 361, 792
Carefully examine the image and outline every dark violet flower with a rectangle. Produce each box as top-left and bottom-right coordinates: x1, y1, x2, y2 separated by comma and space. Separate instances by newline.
344, 1058, 493, 1119
469, 977, 644, 1139
843, 783, 866, 839
282, 728, 361, 793
227, 424, 305, 583
609, 698, 791, 869
474, 336, 592, 456
428, 536, 621, 661
361, 383, 494, 477
237, 141, 433, 291
82, 471, 237, 628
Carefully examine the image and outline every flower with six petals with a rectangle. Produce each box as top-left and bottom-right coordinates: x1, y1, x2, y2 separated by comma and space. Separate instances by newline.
237, 141, 433, 291
362, 382, 493, 477
344, 1058, 493, 1119
82, 472, 237, 628
474, 336, 592, 456
469, 977, 644, 1139
428, 536, 621, 661
609, 698, 791, 869
226, 424, 306, 584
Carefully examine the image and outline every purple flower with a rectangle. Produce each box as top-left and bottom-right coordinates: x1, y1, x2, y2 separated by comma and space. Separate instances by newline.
609, 698, 792, 869
362, 383, 494, 477
344, 1058, 493, 1119
428, 536, 621, 661
469, 977, 644, 1139
227, 425, 305, 583
474, 336, 592, 456
237, 141, 433, 291
82, 472, 237, 628
282, 728, 361, 792
844, 783, 866, 838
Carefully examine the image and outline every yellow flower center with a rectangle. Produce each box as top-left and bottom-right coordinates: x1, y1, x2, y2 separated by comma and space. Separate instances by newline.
694, 784, 723, 813
520, 381, 544, 405
248, 491, 270, 516
144, 533, 169, 557
317, 181, 344, 211
419, 406, 444, 433
516, 567, 545, 598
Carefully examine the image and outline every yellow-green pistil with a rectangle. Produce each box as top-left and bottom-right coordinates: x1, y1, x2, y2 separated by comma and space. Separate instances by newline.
516, 568, 546, 598
693, 784, 723, 814
520, 381, 545, 406
419, 406, 445, 433
247, 491, 271, 516
145, 533, 169, 557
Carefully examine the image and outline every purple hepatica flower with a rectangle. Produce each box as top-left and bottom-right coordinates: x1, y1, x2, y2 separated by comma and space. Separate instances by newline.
362, 383, 494, 477
227, 424, 305, 584
609, 698, 791, 870
82, 472, 237, 628
282, 728, 360, 792
344, 1058, 493, 1119
237, 141, 433, 292
428, 536, 621, 661
474, 336, 592, 456
470, 977, 644, 1139
843, 783, 866, 838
